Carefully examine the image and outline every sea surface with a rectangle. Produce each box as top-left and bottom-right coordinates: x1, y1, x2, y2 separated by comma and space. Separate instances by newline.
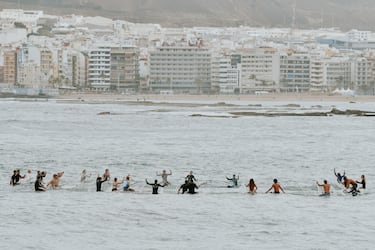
0, 98, 374, 250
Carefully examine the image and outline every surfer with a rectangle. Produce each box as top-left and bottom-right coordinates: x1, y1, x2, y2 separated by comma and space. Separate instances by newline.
266, 179, 285, 194
186, 171, 197, 183
145, 179, 165, 194
316, 180, 330, 195
356, 175, 366, 189
246, 178, 257, 194
178, 180, 189, 194
47, 172, 64, 189
96, 176, 107, 192
226, 174, 239, 188
334, 169, 345, 184
112, 177, 124, 191
156, 169, 172, 186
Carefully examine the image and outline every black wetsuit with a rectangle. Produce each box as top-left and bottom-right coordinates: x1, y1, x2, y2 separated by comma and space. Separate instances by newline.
357, 180, 366, 189
186, 175, 196, 183
147, 183, 164, 194
34, 178, 45, 191
187, 183, 198, 194
179, 183, 188, 194
96, 178, 106, 192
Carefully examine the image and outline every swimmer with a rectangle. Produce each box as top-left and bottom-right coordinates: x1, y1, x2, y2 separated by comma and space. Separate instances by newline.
186, 171, 197, 183
178, 180, 189, 194
47, 172, 64, 189
122, 175, 135, 192
186, 181, 199, 194
156, 169, 172, 186
10, 169, 25, 186
102, 169, 110, 182
80, 169, 91, 183
34, 176, 46, 192
96, 176, 107, 192
343, 176, 358, 193
145, 179, 165, 194
356, 175, 366, 189
112, 177, 124, 192
226, 174, 239, 188
266, 179, 285, 194
246, 178, 257, 194
334, 168, 345, 184
25, 169, 34, 184
316, 180, 330, 195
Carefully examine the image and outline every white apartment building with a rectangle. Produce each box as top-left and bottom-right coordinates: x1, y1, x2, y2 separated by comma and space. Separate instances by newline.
347, 29, 370, 42
280, 51, 310, 92
352, 56, 373, 88
149, 46, 211, 93
211, 56, 240, 94
238, 47, 280, 93
88, 46, 111, 90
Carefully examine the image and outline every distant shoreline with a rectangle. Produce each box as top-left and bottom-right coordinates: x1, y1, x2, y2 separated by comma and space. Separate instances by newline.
55, 93, 375, 103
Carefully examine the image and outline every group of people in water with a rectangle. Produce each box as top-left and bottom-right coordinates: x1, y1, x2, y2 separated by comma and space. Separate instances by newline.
9, 167, 366, 196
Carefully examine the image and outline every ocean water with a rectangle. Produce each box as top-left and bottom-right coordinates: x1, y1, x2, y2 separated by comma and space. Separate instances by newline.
0, 99, 374, 250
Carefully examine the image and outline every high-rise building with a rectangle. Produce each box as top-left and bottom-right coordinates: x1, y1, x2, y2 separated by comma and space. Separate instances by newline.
149, 46, 211, 94
110, 47, 140, 91
280, 51, 310, 92
3, 50, 17, 84
88, 46, 111, 91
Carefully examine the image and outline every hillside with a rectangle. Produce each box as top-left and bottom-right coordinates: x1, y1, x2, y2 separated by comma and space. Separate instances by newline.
1, 0, 375, 30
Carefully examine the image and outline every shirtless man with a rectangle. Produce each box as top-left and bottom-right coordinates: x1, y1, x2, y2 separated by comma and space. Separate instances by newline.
112, 177, 124, 191
316, 180, 330, 195
246, 178, 257, 194
47, 172, 64, 189
157, 169, 172, 186
266, 179, 285, 194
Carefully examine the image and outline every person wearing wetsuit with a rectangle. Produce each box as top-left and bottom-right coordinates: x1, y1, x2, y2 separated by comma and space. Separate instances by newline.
357, 175, 366, 189
334, 169, 345, 183
96, 176, 107, 192
178, 180, 189, 194
10, 170, 25, 186
145, 179, 165, 194
187, 182, 199, 194
226, 174, 239, 188
186, 171, 197, 183
34, 176, 46, 192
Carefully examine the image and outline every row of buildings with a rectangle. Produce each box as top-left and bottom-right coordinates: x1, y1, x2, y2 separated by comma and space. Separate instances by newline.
1, 9, 375, 94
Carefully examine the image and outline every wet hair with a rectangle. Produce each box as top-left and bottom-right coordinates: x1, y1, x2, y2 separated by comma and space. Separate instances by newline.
250, 179, 254, 184
154, 179, 158, 183
114, 177, 118, 182
273, 179, 278, 183
324, 180, 328, 184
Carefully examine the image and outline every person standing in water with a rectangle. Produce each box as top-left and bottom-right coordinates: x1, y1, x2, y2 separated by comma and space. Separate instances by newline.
246, 178, 257, 194
266, 179, 285, 194
316, 180, 330, 196
47, 172, 64, 189
334, 169, 345, 184
186, 171, 197, 183
96, 176, 107, 192
35, 176, 46, 192
157, 169, 172, 186
112, 177, 124, 192
178, 180, 189, 194
81, 169, 91, 183
123, 175, 135, 192
356, 175, 366, 189
103, 169, 110, 182
186, 181, 199, 194
145, 179, 165, 194
10, 169, 25, 186
343, 176, 358, 194
226, 174, 239, 188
